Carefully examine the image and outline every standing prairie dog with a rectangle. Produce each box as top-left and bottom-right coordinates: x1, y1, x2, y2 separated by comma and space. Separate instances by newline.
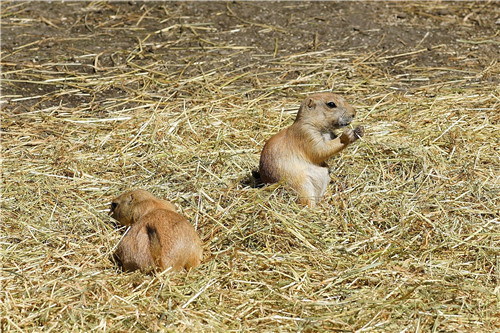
110, 189, 203, 272
259, 92, 364, 206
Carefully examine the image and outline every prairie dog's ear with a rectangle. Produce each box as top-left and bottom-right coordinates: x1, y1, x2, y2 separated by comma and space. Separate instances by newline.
306, 97, 315, 109
128, 193, 134, 204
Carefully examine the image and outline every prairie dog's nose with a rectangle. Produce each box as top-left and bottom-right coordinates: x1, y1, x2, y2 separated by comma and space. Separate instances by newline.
348, 103, 356, 117
345, 107, 355, 119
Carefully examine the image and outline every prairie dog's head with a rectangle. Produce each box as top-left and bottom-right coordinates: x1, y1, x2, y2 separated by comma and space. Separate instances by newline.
110, 189, 176, 226
296, 93, 356, 131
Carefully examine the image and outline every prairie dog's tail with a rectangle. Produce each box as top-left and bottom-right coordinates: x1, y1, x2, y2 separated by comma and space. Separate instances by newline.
251, 170, 261, 181
239, 170, 265, 188
146, 225, 163, 269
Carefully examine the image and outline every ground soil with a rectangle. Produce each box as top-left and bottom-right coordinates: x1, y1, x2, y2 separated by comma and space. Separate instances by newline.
2, 1, 499, 111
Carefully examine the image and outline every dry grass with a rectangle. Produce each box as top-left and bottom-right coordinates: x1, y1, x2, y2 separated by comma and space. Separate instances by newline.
1, 1, 499, 332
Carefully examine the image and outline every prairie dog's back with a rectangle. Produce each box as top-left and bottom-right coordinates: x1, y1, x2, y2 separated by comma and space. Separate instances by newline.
143, 209, 203, 271
259, 129, 292, 184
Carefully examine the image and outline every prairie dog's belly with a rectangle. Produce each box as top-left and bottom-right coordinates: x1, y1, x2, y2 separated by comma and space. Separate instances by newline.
305, 164, 330, 198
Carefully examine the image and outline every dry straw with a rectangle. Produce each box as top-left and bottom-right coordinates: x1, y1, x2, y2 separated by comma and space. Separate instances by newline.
1, 1, 499, 332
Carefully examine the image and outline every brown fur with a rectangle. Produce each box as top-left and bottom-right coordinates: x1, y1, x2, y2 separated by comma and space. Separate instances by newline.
110, 189, 203, 272
259, 92, 364, 206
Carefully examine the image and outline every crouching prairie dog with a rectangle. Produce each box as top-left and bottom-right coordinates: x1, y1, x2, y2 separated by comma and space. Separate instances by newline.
259, 92, 364, 206
110, 189, 202, 272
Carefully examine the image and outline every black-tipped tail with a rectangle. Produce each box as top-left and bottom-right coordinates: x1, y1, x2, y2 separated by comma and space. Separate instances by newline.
240, 169, 265, 188
146, 225, 162, 267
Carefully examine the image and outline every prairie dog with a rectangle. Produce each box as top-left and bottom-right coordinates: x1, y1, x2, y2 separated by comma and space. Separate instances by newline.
110, 189, 202, 272
259, 92, 364, 206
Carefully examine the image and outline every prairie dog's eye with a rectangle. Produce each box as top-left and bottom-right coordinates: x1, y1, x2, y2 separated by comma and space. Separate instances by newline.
111, 202, 118, 211
326, 102, 337, 108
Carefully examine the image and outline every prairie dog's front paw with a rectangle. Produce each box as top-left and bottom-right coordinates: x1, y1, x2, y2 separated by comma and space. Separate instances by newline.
340, 126, 364, 144
354, 126, 364, 139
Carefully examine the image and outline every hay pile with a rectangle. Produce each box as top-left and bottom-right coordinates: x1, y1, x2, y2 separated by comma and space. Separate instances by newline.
2, 2, 499, 331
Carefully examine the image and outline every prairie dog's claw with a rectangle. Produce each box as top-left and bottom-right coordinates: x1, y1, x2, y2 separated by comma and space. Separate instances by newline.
340, 126, 363, 144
